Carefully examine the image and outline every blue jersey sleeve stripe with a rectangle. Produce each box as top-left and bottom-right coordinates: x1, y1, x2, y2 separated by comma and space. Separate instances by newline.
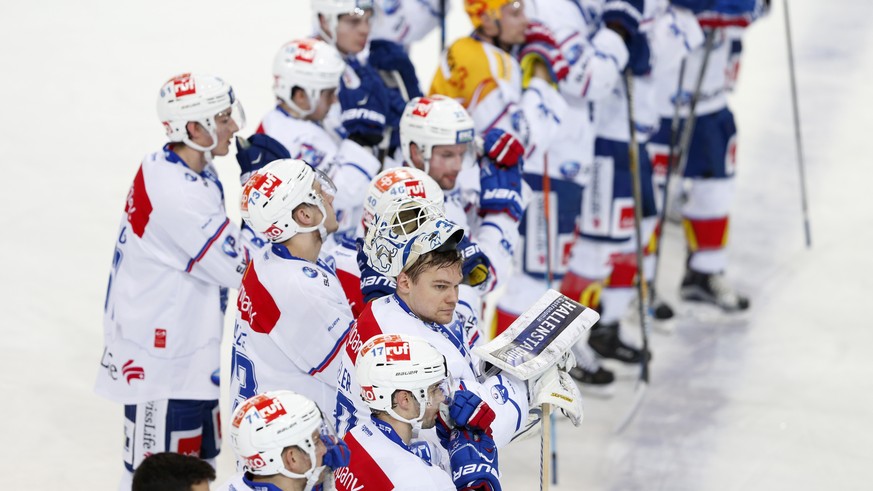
186, 218, 230, 273
308, 323, 352, 375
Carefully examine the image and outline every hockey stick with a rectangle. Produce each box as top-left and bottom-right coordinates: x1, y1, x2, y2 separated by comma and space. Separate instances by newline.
440, 0, 447, 53
613, 69, 652, 434
783, 0, 812, 248
541, 152, 558, 486
648, 30, 716, 309
540, 403, 552, 491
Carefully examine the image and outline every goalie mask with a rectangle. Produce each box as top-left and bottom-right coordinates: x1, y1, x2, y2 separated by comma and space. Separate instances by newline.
400, 95, 476, 177
240, 159, 337, 243
273, 38, 345, 117
157, 73, 246, 155
363, 195, 464, 278
362, 167, 445, 231
311, 0, 373, 45
355, 333, 452, 431
230, 391, 330, 491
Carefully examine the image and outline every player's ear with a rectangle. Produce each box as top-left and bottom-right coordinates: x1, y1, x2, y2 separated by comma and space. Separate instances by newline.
293, 204, 315, 227
396, 271, 412, 294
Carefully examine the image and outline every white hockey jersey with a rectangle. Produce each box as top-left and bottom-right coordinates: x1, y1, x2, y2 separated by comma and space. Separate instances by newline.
336, 417, 455, 491
257, 104, 383, 236
95, 145, 251, 404
229, 243, 353, 426
334, 295, 528, 449
370, 0, 448, 49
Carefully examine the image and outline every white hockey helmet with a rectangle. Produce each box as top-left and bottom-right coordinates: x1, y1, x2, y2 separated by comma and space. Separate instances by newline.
362, 167, 445, 230
156, 73, 246, 153
356, 333, 451, 430
240, 158, 337, 243
363, 195, 464, 278
400, 95, 476, 176
311, 0, 374, 45
230, 391, 326, 489
273, 38, 345, 117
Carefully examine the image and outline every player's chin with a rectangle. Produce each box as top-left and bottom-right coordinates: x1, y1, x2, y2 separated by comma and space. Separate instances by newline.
213, 142, 231, 157
434, 310, 454, 325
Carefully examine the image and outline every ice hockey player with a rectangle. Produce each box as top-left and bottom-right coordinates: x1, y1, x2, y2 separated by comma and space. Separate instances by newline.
95, 73, 250, 489
132, 452, 216, 491
647, 0, 767, 313
334, 195, 583, 457
230, 159, 352, 428
430, 0, 568, 164
327, 166, 445, 318
337, 333, 501, 491
216, 390, 351, 491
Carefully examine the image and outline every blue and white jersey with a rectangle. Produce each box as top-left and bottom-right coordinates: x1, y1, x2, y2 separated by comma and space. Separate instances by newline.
96, 145, 252, 404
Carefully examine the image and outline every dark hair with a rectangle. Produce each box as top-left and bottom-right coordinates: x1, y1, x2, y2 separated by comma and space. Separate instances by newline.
132, 452, 216, 491
403, 248, 462, 283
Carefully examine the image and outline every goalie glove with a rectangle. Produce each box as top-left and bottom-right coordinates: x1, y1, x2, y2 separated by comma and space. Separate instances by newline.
449, 428, 501, 491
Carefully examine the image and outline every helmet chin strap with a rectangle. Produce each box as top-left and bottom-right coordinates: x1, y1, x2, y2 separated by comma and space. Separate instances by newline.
182, 118, 219, 164
295, 202, 330, 242
276, 453, 326, 491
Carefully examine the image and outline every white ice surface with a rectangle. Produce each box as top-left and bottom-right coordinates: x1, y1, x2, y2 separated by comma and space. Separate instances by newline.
1, 1, 871, 489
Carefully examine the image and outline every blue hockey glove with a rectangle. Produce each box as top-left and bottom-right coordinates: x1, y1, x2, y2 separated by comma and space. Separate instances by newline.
627, 30, 652, 76
457, 236, 492, 287
449, 428, 501, 491
479, 159, 524, 222
449, 390, 496, 435
339, 59, 394, 147
356, 237, 396, 302
235, 133, 291, 184
368, 39, 424, 101
320, 434, 351, 470
481, 129, 524, 169
698, 0, 761, 28
601, 0, 645, 40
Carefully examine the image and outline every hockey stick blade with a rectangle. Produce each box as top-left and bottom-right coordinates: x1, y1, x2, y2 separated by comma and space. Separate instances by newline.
613, 379, 648, 434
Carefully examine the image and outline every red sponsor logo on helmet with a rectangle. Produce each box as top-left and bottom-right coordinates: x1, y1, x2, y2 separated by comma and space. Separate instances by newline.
294, 40, 317, 63
254, 172, 283, 198
412, 98, 435, 117
374, 168, 416, 192
172, 74, 196, 97
244, 454, 268, 470
384, 341, 411, 361
361, 386, 376, 401
404, 180, 426, 198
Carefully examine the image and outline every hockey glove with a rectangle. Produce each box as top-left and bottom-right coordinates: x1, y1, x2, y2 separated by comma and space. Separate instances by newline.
519, 22, 569, 88
458, 236, 492, 287
321, 434, 351, 470
669, 0, 715, 13
449, 428, 501, 491
481, 129, 524, 169
368, 39, 424, 101
235, 134, 291, 185
626, 30, 652, 76
601, 0, 645, 41
339, 59, 393, 147
479, 158, 524, 222
357, 237, 396, 303
449, 390, 496, 435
